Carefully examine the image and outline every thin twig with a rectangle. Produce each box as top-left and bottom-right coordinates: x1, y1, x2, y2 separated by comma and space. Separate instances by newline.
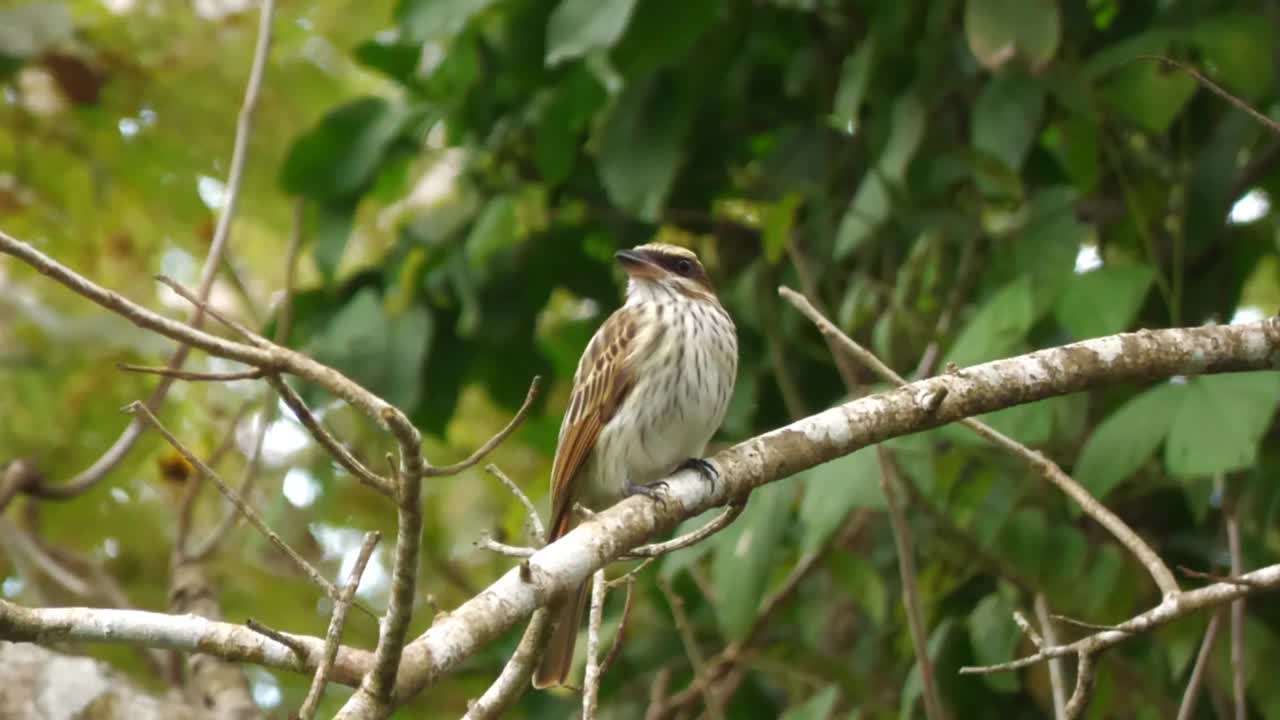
461, 609, 554, 719
269, 376, 393, 497
877, 447, 945, 720
298, 530, 381, 720
1035, 594, 1067, 720
117, 364, 265, 382
476, 536, 535, 558
1178, 565, 1269, 590
1051, 615, 1128, 633
186, 396, 272, 560
246, 618, 308, 660
424, 377, 541, 477
487, 464, 545, 544
628, 502, 745, 557
156, 274, 265, 346
1012, 610, 1043, 649
582, 570, 608, 720
779, 285, 1182, 600
657, 576, 725, 720
1135, 55, 1280, 136
1063, 650, 1096, 720
126, 401, 373, 618
598, 577, 635, 679
1226, 495, 1247, 720
1176, 611, 1223, 720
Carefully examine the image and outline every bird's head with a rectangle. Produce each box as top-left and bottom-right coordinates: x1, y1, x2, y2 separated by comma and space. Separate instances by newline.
615, 243, 717, 301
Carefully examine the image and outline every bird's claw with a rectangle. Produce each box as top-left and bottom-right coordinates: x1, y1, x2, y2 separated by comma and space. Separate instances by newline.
678, 457, 718, 484
626, 480, 669, 506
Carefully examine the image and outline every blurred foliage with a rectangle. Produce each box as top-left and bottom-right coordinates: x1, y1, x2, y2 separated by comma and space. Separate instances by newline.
4, 0, 1280, 717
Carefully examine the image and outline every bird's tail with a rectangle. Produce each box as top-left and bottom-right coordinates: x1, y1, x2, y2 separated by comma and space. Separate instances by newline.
532, 581, 588, 688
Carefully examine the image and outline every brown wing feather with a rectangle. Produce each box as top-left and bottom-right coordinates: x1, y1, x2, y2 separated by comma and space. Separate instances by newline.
547, 306, 638, 539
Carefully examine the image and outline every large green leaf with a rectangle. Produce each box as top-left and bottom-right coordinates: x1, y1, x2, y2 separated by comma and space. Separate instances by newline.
545, 0, 638, 67
1166, 373, 1280, 478
595, 74, 694, 220
465, 194, 519, 277
835, 92, 925, 257
964, 0, 1061, 71
972, 72, 1045, 175
798, 447, 882, 555
280, 97, 409, 200
967, 593, 1020, 692
830, 38, 877, 132
1075, 383, 1181, 500
612, 0, 722, 75
943, 276, 1034, 368
1191, 14, 1275, 102
310, 198, 357, 282
396, 0, 497, 42
1099, 59, 1197, 134
712, 481, 793, 640
535, 66, 606, 185
1054, 265, 1154, 339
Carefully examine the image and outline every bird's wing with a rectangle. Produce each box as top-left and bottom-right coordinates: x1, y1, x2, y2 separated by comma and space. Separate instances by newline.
547, 306, 640, 539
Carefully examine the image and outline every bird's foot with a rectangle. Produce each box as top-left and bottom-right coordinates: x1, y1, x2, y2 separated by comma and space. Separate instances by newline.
677, 457, 719, 485
625, 480, 669, 506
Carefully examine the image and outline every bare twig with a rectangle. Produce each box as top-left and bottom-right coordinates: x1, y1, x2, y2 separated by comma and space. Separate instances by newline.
0, 0, 274, 509
270, 376, 393, 497
117, 364, 265, 382
1012, 610, 1043, 649
246, 618, 309, 660
425, 377, 541, 478
582, 570, 608, 720
1135, 55, 1280, 136
878, 447, 944, 720
461, 610, 554, 720
1063, 650, 1096, 720
487, 464, 545, 544
1226, 497, 1247, 720
1035, 594, 1067, 720
628, 501, 745, 557
185, 398, 272, 560
779, 285, 1182, 600
657, 576, 724, 720
1050, 615, 1127, 633
477, 536, 535, 558
299, 530, 381, 720
126, 401, 371, 617
1176, 611, 1223, 720
1179, 565, 1269, 590
959, 563, 1280, 674
599, 577, 635, 679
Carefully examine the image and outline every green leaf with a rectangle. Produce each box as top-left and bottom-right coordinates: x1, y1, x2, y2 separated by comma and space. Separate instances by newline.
835, 92, 925, 258
280, 97, 408, 200
781, 685, 839, 720
397, 0, 497, 42
967, 593, 1021, 692
535, 67, 605, 185
1166, 373, 1280, 478
829, 554, 887, 627
384, 306, 433, 411
798, 447, 882, 555
830, 38, 877, 132
545, 0, 639, 67
1191, 14, 1275, 102
613, 0, 723, 75
465, 195, 519, 276
595, 74, 693, 220
712, 481, 793, 640
943, 276, 1034, 368
762, 194, 802, 264
1075, 383, 1182, 500
972, 73, 1045, 175
1099, 60, 1197, 134
1054, 265, 1154, 339
964, 0, 1061, 71
310, 198, 357, 282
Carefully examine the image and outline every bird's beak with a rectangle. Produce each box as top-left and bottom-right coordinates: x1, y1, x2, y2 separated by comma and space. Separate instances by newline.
615, 249, 662, 279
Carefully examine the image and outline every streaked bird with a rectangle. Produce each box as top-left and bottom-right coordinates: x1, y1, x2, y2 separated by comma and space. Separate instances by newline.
532, 242, 738, 689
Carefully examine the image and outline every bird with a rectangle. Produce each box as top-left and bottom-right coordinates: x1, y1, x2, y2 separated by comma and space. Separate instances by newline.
532, 242, 738, 689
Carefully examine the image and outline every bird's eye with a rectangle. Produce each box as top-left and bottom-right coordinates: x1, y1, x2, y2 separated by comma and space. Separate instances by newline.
675, 259, 694, 275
